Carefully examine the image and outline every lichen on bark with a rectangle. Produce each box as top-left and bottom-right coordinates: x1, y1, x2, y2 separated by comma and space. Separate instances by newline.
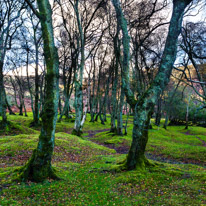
112, 0, 192, 171
19, 0, 59, 182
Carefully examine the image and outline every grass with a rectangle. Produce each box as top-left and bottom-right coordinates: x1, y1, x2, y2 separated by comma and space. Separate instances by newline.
0, 113, 206, 205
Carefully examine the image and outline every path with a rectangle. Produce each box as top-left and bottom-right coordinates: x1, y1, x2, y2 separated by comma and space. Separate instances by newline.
86, 129, 206, 167
184, 131, 206, 147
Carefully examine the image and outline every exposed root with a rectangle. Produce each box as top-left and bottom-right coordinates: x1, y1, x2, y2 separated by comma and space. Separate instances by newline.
107, 156, 157, 173
14, 150, 61, 183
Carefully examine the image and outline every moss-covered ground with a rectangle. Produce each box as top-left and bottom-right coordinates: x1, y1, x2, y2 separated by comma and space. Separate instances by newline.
0, 113, 205, 205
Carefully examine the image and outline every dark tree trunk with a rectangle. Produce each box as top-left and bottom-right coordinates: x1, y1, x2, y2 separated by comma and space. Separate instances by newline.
0, 62, 7, 126
19, 102, 23, 116
110, 61, 118, 133
6, 96, 15, 115
155, 96, 162, 126
117, 87, 124, 135
34, 45, 40, 125
185, 96, 190, 129
163, 112, 169, 129
58, 97, 62, 114
124, 103, 129, 135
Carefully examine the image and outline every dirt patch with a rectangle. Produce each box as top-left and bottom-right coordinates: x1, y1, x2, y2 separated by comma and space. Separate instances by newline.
146, 152, 206, 167
184, 131, 206, 147
0, 150, 32, 167
195, 136, 206, 147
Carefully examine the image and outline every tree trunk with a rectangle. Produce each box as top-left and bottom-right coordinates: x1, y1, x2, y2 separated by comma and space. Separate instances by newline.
185, 96, 190, 129
110, 83, 117, 132
23, 98, 28, 117
34, 42, 40, 125
112, 0, 192, 170
19, 102, 23, 116
90, 62, 96, 122
58, 97, 62, 114
117, 87, 124, 135
155, 96, 162, 126
6, 97, 15, 115
0, 60, 7, 126
26, 49, 35, 120
81, 80, 90, 127
163, 112, 169, 129
20, 0, 59, 182
103, 74, 111, 122
72, 0, 85, 136
110, 63, 118, 132
124, 103, 129, 135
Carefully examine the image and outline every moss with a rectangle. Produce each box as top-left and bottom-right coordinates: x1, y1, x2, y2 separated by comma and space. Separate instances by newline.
0, 121, 35, 136
104, 138, 123, 145
94, 131, 132, 147
71, 129, 83, 137
1, 112, 206, 205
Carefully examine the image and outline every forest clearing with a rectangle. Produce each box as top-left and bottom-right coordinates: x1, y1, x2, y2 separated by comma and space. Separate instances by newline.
0, 0, 206, 205
0, 113, 206, 205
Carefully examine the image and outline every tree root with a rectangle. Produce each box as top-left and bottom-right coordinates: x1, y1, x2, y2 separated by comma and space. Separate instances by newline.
13, 150, 61, 183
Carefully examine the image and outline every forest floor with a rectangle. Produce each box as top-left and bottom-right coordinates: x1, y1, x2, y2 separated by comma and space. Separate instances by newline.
0, 113, 206, 206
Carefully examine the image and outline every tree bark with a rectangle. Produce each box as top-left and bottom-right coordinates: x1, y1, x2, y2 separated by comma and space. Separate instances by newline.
112, 0, 192, 170
34, 37, 40, 125
185, 96, 190, 129
117, 87, 124, 135
155, 96, 162, 126
0, 54, 7, 126
72, 0, 85, 136
20, 0, 59, 182
6, 97, 15, 115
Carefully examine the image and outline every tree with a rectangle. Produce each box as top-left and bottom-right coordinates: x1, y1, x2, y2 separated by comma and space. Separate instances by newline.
178, 22, 206, 105
19, 0, 59, 182
112, 0, 193, 170
0, 0, 25, 127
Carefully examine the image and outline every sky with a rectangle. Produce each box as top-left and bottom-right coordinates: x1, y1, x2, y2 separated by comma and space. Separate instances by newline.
4, 0, 205, 76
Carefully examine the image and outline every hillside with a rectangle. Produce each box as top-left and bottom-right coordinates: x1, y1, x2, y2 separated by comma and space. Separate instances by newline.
0, 113, 205, 205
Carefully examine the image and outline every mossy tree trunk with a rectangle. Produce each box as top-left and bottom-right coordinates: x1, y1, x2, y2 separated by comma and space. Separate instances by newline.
0, 61, 7, 126
185, 96, 190, 129
25, 46, 35, 120
34, 31, 40, 125
103, 73, 111, 122
124, 102, 129, 135
58, 58, 74, 122
112, 0, 192, 170
155, 96, 162, 126
93, 64, 101, 122
110, 67, 117, 132
72, 0, 85, 136
0, 1, 24, 127
21, 0, 59, 182
90, 65, 96, 122
117, 87, 125, 135
0, 38, 8, 126
163, 112, 169, 129
110, 34, 119, 132
6, 97, 15, 115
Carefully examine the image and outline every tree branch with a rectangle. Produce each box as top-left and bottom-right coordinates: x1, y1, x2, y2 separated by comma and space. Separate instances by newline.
24, 0, 41, 19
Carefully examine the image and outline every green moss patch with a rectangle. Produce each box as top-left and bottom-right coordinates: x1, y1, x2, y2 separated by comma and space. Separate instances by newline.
0, 114, 206, 205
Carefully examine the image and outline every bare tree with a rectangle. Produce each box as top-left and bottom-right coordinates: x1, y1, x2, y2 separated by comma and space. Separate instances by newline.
112, 0, 193, 170
19, 0, 59, 182
0, 0, 25, 127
